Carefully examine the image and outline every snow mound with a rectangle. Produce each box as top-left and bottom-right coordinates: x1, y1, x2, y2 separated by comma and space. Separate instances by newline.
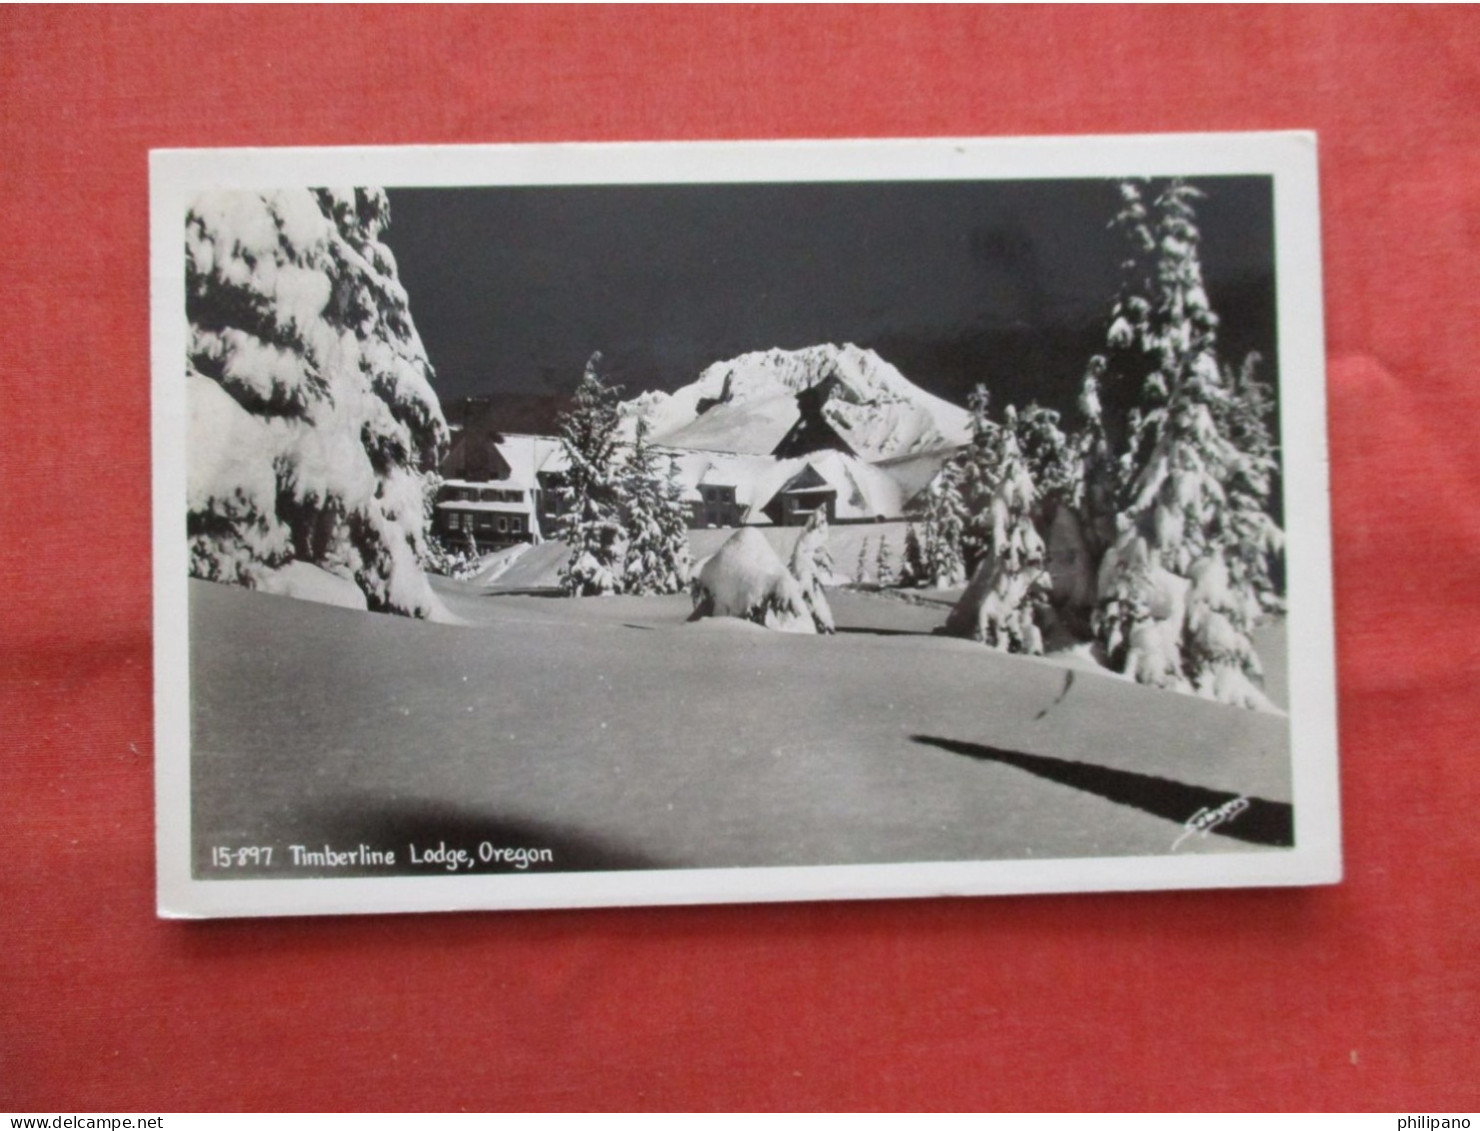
257, 562, 369, 610
624, 344, 971, 462
690, 528, 815, 634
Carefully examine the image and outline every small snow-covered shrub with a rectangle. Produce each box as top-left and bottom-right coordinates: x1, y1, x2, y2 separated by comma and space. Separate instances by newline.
690, 528, 815, 634
787, 509, 836, 634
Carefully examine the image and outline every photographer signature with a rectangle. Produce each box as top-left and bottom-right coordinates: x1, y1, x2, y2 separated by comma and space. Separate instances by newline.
1172, 796, 1251, 851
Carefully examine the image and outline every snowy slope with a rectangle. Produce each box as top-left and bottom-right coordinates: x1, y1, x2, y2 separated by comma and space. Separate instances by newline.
622, 344, 971, 462
191, 579, 1292, 877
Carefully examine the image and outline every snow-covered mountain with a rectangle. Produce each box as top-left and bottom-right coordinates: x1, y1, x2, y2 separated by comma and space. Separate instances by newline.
620, 344, 971, 462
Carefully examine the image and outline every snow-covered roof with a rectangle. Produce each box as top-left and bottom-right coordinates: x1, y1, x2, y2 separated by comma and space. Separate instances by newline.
441, 478, 527, 493
873, 446, 962, 500
484, 433, 566, 487
697, 464, 739, 487
436, 500, 533, 515
654, 394, 800, 456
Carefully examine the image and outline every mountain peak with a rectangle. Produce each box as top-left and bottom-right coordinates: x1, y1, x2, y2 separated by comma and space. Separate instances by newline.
621, 344, 970, 462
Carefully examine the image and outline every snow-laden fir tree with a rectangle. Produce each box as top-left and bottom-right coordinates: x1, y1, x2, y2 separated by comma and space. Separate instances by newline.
1093, 180, 1220, 474
185, 187, 449, 617
1211, 352, 1285, 615
919, 458, 968, 587
855, 537, 871, 586
620, 418, 693, 596
1083, 179, 1283, 705
788, 508, 836, 634
899, 524, 925, 588
1102, 353, 1283, 707
1073, 360, 1122, 560
955, 384, 1005, 579
944, 407, 1050, 653
1010, 403, 1080, 522
556, 352, 628, 596
874, 537, 895, 589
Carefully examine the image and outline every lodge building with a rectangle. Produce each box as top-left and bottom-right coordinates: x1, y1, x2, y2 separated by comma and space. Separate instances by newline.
433, 395, 950, 551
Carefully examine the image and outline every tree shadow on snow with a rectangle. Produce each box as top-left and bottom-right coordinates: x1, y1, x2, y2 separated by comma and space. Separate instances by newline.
909, 735, 1294, 848
833, 626, 930, 638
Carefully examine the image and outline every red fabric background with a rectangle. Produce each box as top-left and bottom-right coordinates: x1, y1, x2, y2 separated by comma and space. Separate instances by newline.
2, 6, 1477, 1112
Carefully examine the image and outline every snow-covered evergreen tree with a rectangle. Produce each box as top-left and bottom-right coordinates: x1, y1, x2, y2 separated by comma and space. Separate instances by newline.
1073, 359, 1122, 560
1081, 179, 1284, 705
620, 419, 693, 596
874, 537, 895, 589
944, 407, 1050, 653
900, 524, 925, 588
1092, 180, 1220, 472
855, 537, 871, 586
1011, 403, 1080, 520
185, 187, 449, 617
919, 461, 967, 587
1213, 352, 1285, 615
788, 508, 836, 634
556, 353, 628, 596
956, 384, 1004, 578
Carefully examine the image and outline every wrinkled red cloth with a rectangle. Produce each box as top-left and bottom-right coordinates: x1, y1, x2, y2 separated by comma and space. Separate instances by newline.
2, 6, 1477, 1113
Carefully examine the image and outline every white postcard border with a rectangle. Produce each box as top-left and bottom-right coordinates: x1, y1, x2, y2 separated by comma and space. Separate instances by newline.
152, 133, 1339, 919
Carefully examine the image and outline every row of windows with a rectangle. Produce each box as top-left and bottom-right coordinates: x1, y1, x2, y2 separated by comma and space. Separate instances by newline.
445, 487, 526, 504
445, 512, 525, 536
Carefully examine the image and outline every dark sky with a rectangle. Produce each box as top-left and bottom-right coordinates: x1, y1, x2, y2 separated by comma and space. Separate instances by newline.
384, 176, 1276, 417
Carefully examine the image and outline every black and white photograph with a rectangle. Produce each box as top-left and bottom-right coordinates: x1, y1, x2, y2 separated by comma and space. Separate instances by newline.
151, 135, 1339, 917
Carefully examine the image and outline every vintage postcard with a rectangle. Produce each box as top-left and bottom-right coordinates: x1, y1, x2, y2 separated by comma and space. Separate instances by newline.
151, 134, 1340, 918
